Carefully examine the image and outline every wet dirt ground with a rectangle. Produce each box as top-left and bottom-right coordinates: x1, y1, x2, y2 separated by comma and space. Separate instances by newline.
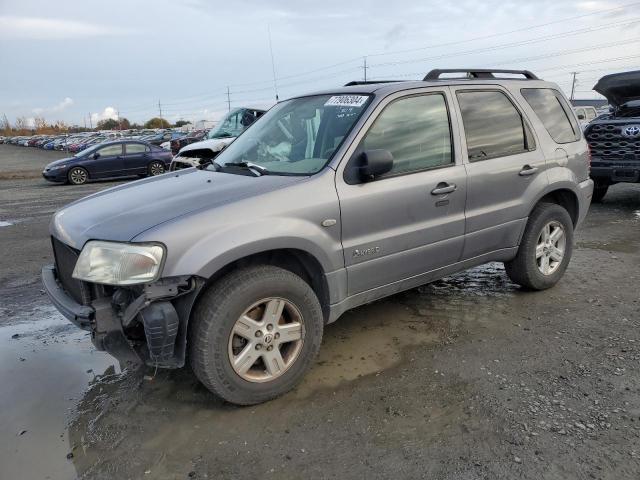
1, 144, 639, 479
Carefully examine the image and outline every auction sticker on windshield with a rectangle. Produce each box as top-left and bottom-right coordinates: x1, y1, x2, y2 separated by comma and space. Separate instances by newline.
325, 95, 369, 107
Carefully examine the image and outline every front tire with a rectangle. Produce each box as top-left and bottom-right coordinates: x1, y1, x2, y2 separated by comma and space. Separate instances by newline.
189, 265, 324, 405
67, 167, 88, 185
504, 203, 574, 290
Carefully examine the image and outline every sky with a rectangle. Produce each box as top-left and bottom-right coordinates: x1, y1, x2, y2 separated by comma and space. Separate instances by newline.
0, 0, 639, 127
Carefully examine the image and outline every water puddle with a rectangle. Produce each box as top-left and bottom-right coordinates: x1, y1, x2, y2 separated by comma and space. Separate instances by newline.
0, 315, 118, 480
577, 240, 638, 254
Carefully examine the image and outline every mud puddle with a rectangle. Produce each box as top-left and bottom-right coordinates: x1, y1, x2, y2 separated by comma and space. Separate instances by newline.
67, 264, 522, 478
0, 314, 118, 480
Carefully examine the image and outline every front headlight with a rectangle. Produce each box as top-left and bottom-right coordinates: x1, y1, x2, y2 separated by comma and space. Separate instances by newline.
50, 164, 67, 170
72, 241, 165, 285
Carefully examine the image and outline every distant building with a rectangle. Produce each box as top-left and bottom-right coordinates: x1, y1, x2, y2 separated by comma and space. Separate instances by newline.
194, 120, 216, 130
571, 99, 609, 108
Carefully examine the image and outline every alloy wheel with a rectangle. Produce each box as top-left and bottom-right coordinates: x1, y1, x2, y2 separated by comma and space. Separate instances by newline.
149, 161, 165, 176
69, 168, 87, 185
228, 297, 305, 383
536, 221, 566, 275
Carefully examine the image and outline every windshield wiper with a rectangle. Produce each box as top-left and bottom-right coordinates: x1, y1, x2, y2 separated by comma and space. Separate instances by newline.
222, 161, 268, 176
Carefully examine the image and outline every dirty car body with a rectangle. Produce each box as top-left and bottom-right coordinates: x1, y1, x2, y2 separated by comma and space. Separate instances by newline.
43, 69, 593, 404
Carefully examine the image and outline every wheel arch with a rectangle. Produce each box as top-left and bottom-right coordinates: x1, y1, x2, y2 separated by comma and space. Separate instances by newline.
192, 248, 331, 323
532, 187, 580, 227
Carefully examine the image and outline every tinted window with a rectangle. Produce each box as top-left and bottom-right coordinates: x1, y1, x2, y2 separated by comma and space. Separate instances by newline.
521, 88, 580, 143
98, 144, 123, 156
457, 90, 531, 161
126, 143, 148, 154
361, 94, 452, 175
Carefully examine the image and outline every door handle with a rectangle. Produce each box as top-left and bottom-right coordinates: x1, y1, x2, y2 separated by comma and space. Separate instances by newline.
519, 165, 538, 176
431, 182, 457, 195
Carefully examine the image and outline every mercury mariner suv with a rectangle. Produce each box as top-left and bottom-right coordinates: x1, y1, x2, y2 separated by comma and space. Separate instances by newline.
584, 70, 640, 202
43, 69, 593, 405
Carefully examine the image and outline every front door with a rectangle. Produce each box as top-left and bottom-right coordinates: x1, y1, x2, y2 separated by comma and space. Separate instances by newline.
336, 90, 467, 296
88, 143, 124, 178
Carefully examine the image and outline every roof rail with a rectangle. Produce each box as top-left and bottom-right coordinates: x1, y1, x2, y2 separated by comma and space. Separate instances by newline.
424, 69, 539, 80
343, 80, 405, 86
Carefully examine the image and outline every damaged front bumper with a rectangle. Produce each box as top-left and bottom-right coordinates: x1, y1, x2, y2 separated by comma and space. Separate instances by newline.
41, 265, 203, 368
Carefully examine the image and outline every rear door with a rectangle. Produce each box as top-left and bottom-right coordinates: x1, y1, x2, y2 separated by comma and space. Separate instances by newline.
123, 142, 150, 175
86, 143, 124, 178
451, 87, 547, 260
336, 89, 467, 296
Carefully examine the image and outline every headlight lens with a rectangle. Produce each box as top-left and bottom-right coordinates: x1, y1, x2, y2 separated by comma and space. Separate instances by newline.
72, 241, 165, 285
50, 164, 67, 170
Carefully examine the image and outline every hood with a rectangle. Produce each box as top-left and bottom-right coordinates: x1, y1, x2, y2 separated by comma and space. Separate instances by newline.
50, 169, 303, 249
593, 70, 640, 107
179, 136, 236, 155
45, 157, 74, 168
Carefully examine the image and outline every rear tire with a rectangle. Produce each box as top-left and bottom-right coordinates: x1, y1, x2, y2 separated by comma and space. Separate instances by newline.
592, 181, 609, 203
67, 167, 88, 185
148, 160, 165, 176
504, 203, 574, 290
189, 265, 324, 405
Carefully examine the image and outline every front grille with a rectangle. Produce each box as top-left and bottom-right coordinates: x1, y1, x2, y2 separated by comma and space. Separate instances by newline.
586, 123, 640, 161
51, 237, 92, 305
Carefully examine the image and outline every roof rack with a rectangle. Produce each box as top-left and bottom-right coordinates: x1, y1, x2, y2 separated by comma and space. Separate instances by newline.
343, 80, 405, 86
424, 69, 539, 80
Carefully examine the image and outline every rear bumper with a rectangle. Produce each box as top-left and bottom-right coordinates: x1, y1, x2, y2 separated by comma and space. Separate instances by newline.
41, 265, 93, 329
577, 178, 594, 228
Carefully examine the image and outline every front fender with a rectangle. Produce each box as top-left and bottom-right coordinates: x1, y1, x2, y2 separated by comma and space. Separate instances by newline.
172, 217, 343, 279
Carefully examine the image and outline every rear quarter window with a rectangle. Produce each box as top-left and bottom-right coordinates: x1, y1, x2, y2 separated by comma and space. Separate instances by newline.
521, 88, 580, 143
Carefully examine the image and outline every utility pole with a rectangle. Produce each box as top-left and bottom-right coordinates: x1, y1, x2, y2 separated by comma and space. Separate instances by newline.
226, 86, 231, 112
363, 56, 368, 82
158, 99, 163, 126
88, 113, 93, 129
570, 72, 578, 101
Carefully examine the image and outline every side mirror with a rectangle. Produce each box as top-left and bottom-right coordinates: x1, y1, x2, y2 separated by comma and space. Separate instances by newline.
577, 113, 585, 120
358, 149, 394, 181
92, 152, 100, 159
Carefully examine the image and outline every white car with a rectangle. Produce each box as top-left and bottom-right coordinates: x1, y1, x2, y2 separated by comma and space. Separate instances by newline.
573, 106, 598, 130
170, 108, 265, 170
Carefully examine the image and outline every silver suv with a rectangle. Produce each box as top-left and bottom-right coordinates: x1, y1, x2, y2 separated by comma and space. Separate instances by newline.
43, 69, 593, 405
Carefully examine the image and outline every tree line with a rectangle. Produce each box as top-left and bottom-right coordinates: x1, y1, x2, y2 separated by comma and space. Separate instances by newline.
1, 114, 191, 136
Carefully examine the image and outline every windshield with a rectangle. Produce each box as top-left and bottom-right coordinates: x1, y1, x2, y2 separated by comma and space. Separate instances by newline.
208, 94, 371, 175
206, 108, 248, 139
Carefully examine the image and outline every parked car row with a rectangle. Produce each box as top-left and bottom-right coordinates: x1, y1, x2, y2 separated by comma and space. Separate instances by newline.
1, 128, 195, 153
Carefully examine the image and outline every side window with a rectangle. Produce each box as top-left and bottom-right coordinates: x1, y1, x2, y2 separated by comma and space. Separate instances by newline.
521, 88, 580, 143
457, 90, 534, 161
98, 144, 123, 156
126, 143, 147, 154
360, 94, 453, 176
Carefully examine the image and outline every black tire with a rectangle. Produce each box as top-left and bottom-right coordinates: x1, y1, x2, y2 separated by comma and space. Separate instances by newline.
592, 181, 609, 203
148, 160, 165, 176
189, 265, 324, 405
67, 167, 89, 185
504, 203, 574, 290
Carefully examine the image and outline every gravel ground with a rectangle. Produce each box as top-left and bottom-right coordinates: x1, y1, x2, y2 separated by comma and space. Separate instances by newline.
0, 144, 639, 480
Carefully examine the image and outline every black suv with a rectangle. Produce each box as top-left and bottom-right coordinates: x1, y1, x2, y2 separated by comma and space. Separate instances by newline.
585, 70, 640, 202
